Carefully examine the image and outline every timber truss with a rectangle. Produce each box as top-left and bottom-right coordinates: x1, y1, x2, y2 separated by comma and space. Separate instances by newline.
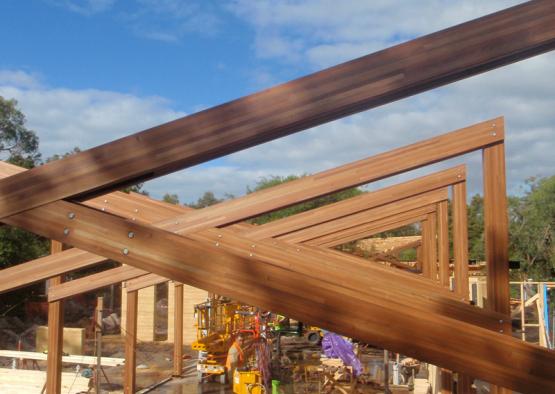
1, 1, 555, 393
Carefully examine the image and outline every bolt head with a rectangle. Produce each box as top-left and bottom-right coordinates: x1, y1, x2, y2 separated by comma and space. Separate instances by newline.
122, 248, 129, 255
134, 208, 139, 213
128, 231, 135, 239
63, 228, 70, 236
68, 212, 76, 219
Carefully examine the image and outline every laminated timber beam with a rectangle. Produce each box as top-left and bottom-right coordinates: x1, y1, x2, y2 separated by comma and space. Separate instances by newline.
5, 199, 555, 392
0, 158, 463, 294
51, 199, 441, 301
0, 1, 554, 219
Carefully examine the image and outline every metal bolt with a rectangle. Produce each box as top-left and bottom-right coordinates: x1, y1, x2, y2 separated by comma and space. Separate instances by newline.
134, 208, 139, 213
175, 221, 179, 225
68, 212, 76, 219
128, 231, 135, 239
63, 228, 70, 236
122, 248, 129, 255
251, 244, 256, 248
101, 207, 106, 211
499, 329, 504, 333
215, 242, 220, 247
457, 174, 462, 179
218, 234, 222, 238
492, 132, 497, 136
249, 253, 253, 257
296, 248, 301, 252
132, 217, 136, 221
499, 319, 504, 324
104, 199, 108, 203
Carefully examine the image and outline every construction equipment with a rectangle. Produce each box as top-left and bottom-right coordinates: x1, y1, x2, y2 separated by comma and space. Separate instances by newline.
233, 369, 265, 394
192, 295, 243, 383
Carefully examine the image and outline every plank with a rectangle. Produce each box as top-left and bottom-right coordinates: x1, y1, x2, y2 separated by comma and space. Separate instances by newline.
125, 273, 168, 292
0, 0, 553, 219
173, 283, 184, 376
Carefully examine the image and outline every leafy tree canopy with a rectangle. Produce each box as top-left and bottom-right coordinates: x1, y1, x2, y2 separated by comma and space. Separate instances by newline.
0, 96, 40, 168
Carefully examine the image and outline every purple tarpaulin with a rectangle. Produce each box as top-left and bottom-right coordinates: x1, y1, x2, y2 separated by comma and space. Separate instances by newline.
321, 332, 363, 376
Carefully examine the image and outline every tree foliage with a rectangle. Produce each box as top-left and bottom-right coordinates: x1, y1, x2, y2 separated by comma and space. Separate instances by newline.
163, 193, 180, 205
246, 175, 363, 225
0, 96, 41, 168
187, 191, 232, 209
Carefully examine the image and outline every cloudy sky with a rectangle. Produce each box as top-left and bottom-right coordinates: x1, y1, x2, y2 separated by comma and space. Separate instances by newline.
0, 0, 553, 204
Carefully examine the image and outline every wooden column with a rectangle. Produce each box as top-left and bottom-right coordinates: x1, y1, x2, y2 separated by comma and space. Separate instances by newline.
95, 297, 103, 393
173, 283, 184, 377
124, 290, 138, 394
457, 374, 473, 394
483, 142, 511, 394
421, 213, 437, 280
46, 240, 63, 394
437, 201, 450, 288
452, 183, 469, 301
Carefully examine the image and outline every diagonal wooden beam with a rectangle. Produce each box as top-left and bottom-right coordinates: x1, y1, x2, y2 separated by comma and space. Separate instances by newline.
4, 194, 554, 392
6, 0, 555, 218
0, 155, 463, 294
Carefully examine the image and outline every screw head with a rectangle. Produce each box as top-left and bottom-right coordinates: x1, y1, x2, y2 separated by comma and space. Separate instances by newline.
104, 199, 108, 203
134, 208, 139, 213
122, 248, 129, 255
128, 231, 135, 239
218, 234, 222, 238
492, 132, 497, 136
215, 242, 220, 247
68, 212, 76, 219
249, 253, 253, 257
63, 228, 70, 236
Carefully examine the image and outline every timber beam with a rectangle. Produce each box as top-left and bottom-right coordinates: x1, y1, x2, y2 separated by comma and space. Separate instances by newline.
0, 1, 554, 218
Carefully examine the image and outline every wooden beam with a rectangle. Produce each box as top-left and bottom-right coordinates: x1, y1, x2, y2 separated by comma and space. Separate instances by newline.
452, 182, 469, 301
0, 248, 105, 294
124, 290, 138, 394
1, 0, 554, 218
4, 198, 551, 392
483, 142, 510, 316
125, 273, 168, 293
276, 189, 447, 244
45, 240, 63, 394
421, 213, 438, 280
483, 142, 512, 394
307, 210, 430, 248
437, 201, 450, 288
173, 283, 184, 377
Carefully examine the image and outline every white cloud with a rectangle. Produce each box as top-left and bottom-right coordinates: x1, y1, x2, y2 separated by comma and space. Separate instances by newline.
48, 0, 115, 16
0, 70, 185, 161
230, 0, 522, 68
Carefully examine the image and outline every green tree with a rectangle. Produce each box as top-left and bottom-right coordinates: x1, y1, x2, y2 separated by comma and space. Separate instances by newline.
467, 194, 485, 261
246, 175, 363, 225
188, 191, 228, 209
163, 193, 180, 205
509, 176, 555, 280
0, 96, 41, 168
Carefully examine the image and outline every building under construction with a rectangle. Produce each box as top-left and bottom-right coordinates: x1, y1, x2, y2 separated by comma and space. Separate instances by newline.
1, 1, 555, 393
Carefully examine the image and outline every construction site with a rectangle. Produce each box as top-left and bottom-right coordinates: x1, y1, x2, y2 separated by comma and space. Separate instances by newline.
1, 1, 555, 393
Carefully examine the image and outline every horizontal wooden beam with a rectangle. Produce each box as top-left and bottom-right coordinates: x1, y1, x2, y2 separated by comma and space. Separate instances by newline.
0, 248, 104, 294
125, 273, 168, 293
48, 266, 146, 302
1, 0, 553, 219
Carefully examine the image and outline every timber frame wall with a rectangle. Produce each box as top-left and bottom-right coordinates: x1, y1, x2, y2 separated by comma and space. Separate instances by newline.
1, 2, 555, 393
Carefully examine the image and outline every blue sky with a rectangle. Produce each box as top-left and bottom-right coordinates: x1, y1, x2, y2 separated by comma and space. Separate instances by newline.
1, 0, 554, 203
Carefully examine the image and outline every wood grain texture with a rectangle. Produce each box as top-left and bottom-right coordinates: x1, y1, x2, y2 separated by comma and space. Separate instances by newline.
3, 197, 550, 392
452, 182, 469, 301
173, 283, 184, 377
125, 273, 168, 293
46, 240, 63, 394
0, 0, 552, 219
437, 201, 450, 288
124, 290, 138, 394
48, 265, 147, 301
